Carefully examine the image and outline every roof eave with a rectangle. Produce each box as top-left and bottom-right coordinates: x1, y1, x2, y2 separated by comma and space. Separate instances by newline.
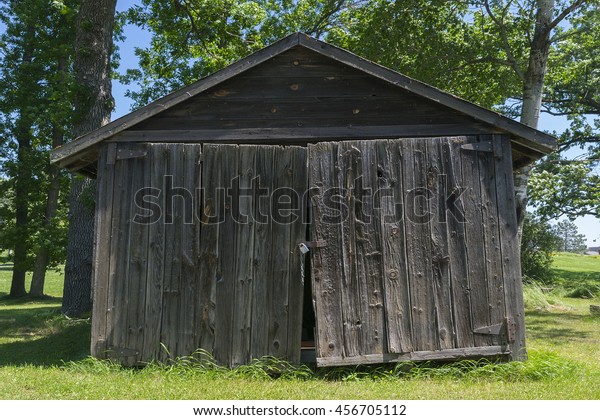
50, 32, 303, 167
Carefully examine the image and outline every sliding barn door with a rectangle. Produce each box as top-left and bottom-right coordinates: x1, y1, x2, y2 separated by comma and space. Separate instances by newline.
308, 136, 525, 366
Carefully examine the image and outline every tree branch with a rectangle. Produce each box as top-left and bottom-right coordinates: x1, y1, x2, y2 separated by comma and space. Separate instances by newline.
309, 0, 347, 37
545, 0, 586, 36
483, 0, 526, 81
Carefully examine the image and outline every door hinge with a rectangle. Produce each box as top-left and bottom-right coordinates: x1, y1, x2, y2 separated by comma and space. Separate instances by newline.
461, 141, 493, 153
116, 148, 147, 160
473, 317, 516, 343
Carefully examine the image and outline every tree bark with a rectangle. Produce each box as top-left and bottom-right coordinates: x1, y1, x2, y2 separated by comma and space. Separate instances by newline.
62, 0, 117, 316
9, 23, 36, 299
514, 0, 554, 242
29, 125, 65, 298
9, 125, 32, 298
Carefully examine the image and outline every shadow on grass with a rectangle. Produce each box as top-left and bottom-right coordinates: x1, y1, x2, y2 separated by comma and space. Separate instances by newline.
0, 304, 91, 367
0, 294, 62, 305
526, 311, 592, 342
0, 262, 15, 272
552, 268, 600, 283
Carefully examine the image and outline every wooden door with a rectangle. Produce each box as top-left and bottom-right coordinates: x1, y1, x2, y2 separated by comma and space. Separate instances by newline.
308, 136, 525, 366
199, 144, 308, 367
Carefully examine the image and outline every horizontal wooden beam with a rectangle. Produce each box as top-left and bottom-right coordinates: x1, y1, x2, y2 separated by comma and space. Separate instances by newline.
108, 125, 498, 143
316, 345, 510, 367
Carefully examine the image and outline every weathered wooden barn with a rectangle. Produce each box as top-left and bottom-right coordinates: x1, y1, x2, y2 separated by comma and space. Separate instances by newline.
51, 33, 555, 367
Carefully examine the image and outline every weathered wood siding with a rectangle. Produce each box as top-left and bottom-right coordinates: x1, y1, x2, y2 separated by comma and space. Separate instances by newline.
309, 135, 525, 366
119, 47, 499, 144
91, 134, 525, 367
91, 142, 307, 366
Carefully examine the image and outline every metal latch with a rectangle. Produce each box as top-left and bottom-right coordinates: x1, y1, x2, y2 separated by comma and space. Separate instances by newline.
298, 240, 327, 254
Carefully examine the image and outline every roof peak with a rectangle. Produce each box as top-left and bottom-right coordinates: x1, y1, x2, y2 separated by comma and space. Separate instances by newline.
50, 32, 555, 174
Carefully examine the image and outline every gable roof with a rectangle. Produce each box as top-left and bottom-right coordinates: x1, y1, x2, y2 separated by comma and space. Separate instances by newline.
51, 32, 556, 174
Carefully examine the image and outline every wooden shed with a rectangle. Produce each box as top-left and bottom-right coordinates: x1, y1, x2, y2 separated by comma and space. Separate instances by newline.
51, 33, 555, 367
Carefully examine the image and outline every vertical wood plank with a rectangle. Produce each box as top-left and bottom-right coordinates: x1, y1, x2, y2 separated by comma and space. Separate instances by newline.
357, 140, 386, 356
214, 144, 239, 366
402, 139, 437, 351
178, 144, 202, 356
109, 144, 136, 363
460, 138, 493, 348
250, 146, 273, 359
337, 142, 363, 357
124, 145, 149, 364
309, 142, 344, 360
494, 134, 527, 360
443, 138, 474, 349
267, 146, 293, 358
90, 143, 116, 358
286, 146, 308, 363
425, 138, 455, 350
160, 144, 185, 358
376, 140, 413, 354
231, 146, 256, 366
198, 144, 219, 356
478, 135, 506, 345
142, 144, 167, 361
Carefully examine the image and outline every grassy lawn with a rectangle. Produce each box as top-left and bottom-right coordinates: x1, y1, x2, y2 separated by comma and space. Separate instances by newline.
0, 255, 599, 399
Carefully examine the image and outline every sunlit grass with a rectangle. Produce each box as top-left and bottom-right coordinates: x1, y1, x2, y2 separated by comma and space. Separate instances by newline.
0, 255, 599, 399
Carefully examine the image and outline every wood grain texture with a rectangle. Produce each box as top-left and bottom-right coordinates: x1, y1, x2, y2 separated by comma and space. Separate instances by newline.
178, 144, 202, 356
494, 134, 527, 360
317, 345, 511, 367
309, 142, 345, 360
198, 144, 219, 355
267, 147, 295, 359
443, 138, 475, 349
402, 139, 437, 351
355, 141, 386, 356
90, 143, 116, 358
286, 146, 308, 363
159, 144, 183, 359
249, 146, 274, 360
425, 138, 455, 350
478, 135, 506, 346
376, 140, 413, 354
231, 146, 256, 366
141, 144, 167, 361
124, 144, 150, 365
460, 139, 493, 348
213, 144, 238, 366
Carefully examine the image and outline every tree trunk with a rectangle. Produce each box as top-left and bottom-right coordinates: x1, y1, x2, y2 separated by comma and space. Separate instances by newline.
8, 24, 36, 299
62, 0, 117, 316
30, 55, 69, 298
29, 125, 65, 298
9, 136, 31, 298
514, 0, 554, 242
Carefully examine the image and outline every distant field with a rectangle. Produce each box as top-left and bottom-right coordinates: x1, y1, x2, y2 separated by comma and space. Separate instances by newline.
0, 254, 598, 399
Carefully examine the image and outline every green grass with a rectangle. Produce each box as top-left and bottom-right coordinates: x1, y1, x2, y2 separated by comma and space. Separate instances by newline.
550, 253, 600, 298
0, 256, 599, 399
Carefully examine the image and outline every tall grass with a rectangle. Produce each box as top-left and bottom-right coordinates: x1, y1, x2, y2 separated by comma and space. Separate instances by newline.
60, 348, 581, 385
